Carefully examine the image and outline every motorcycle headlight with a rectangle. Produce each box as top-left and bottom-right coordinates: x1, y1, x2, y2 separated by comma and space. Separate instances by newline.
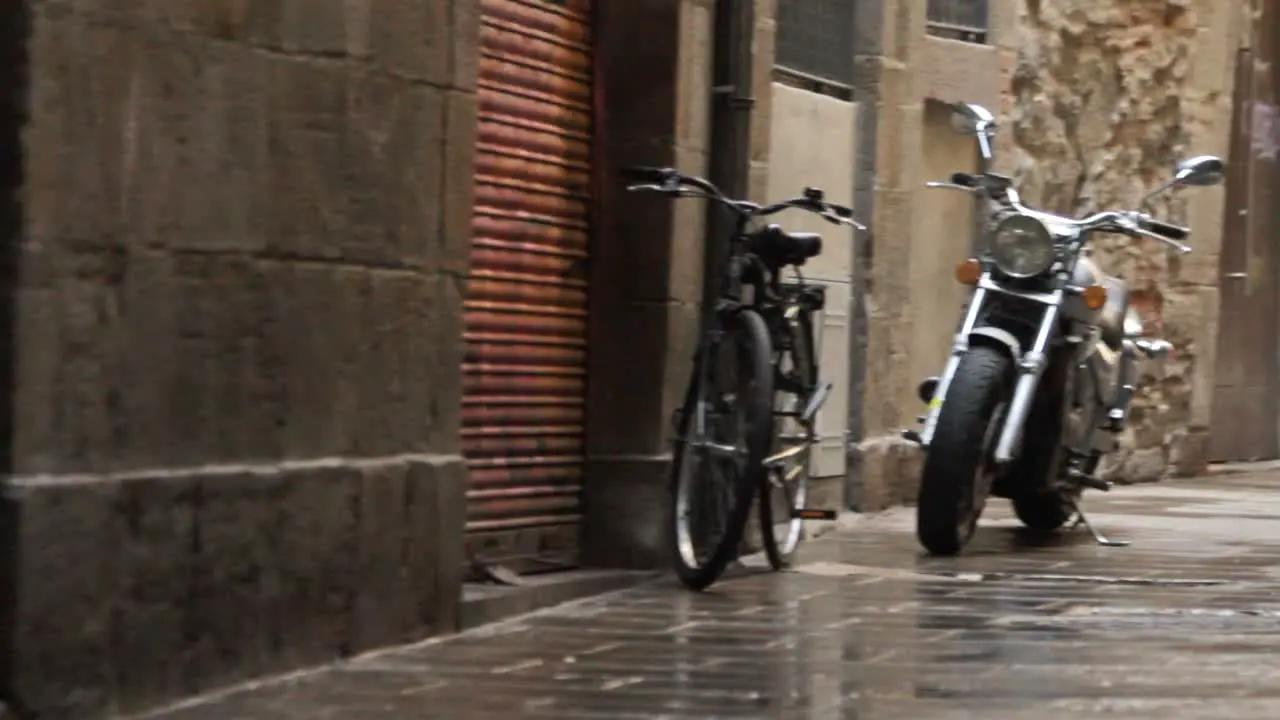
991, 214, 1056, 278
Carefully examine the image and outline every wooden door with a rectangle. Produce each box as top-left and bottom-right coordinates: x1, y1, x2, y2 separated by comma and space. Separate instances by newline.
1210, 10, 1280, 462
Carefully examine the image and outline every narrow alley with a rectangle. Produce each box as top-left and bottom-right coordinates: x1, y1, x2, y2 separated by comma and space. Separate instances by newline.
137, 467, 1280, 719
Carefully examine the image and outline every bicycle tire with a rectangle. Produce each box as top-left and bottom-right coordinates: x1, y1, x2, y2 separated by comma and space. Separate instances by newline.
669, 308, 775, 591
760, 310, 816, 569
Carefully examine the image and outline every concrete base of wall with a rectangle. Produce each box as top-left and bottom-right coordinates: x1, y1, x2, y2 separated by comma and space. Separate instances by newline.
461, 570, 658, 631
0, 454, 466, 719
579, 456, 672, 570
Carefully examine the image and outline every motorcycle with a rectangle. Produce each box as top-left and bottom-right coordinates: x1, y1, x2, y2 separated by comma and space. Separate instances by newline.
903, 101, 1225, 556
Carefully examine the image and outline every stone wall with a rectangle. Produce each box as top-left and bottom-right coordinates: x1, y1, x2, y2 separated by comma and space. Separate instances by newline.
3, 1, 477, 717
1006, 0, 1243, 481
850, 0, 1245, 506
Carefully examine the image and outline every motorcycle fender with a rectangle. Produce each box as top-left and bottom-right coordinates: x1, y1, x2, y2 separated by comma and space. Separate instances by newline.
968, 326, 1023, 362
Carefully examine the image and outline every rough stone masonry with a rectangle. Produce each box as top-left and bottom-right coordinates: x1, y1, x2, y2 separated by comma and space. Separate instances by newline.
1008, 0, 1240, 482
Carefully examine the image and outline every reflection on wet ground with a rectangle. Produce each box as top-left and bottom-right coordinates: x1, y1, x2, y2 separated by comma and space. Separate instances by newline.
142, 471, 1280, 719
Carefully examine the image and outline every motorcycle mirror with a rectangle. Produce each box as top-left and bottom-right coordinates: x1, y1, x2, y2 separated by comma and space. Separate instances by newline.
1172, 155, 1226, 188
949, 102, 996, 134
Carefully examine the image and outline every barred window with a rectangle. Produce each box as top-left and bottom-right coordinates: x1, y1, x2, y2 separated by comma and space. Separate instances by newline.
775, 0, 855, 85
927, 0, 989, 44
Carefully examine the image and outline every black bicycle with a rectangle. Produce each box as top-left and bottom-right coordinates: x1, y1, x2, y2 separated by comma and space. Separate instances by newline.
623, 167, 863, 590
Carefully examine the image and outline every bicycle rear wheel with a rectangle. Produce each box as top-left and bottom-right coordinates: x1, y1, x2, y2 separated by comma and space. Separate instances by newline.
760, 311, 816, 569
670, 309, 775, 591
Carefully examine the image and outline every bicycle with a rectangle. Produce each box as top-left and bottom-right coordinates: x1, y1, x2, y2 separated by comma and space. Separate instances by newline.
622, 166, 864, 590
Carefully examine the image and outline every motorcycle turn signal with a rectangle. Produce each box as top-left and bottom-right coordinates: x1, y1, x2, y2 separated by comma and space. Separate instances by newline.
954, 258, 982, 285
1081, 284, 1108, 310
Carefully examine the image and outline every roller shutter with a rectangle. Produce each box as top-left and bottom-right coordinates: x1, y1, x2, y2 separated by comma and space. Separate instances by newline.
463, 0, 594, 574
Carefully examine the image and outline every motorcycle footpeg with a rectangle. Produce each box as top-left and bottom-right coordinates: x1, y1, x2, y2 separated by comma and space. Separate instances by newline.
791, 508, 838, 521
1068, 469, 1111, 492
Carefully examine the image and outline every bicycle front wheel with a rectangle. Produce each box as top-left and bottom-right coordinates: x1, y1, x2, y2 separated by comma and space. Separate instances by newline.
670, 308, 775, 591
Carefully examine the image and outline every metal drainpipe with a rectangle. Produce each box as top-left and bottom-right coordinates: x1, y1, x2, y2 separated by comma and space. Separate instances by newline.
701, 0, 756, 316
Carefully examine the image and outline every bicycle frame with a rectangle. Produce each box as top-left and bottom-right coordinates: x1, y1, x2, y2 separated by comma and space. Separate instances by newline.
686, 214, 777, 463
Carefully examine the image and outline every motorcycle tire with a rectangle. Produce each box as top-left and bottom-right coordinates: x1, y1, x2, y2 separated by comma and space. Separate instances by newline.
916, 344, 1011, 556
1007, 361, 1094, 533
669, 309, 775, 591
1011, 491, 1075, 532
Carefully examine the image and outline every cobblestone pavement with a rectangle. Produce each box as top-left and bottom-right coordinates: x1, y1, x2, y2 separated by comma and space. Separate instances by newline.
142, 468, 1280, 719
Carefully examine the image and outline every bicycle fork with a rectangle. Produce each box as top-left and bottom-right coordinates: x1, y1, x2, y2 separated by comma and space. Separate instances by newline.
677, 335, 746, 462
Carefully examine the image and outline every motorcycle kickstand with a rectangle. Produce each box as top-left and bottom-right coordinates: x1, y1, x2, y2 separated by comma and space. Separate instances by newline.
1066, 494, 1130, 547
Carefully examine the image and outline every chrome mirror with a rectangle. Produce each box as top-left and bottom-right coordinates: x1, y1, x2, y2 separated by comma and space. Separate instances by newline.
950, 102, 996, 134
1172, 155, 1225, 187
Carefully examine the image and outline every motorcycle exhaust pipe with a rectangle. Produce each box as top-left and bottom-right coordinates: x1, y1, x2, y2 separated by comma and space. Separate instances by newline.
1134, 338, 1173, 359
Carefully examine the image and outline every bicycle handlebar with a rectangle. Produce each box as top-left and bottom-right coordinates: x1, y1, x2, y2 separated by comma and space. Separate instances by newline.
622, 166, 864, 230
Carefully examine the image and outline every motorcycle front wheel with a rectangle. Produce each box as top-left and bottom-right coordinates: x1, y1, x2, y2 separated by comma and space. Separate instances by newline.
916, 345, 1011, 556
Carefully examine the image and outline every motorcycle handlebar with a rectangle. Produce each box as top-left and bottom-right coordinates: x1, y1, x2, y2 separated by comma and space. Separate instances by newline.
1138, 216, 1190, 242
928, 171, 1193, 252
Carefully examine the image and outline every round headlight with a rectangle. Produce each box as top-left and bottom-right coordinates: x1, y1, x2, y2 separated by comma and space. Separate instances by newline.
990, 214, 1056, 278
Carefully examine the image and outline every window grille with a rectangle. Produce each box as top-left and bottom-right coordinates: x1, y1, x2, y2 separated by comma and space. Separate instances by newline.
775, 0, 855, 85
926, 0, 989, 44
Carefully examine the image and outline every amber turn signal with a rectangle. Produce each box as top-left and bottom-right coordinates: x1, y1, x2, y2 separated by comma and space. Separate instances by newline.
1082, 284, 1108, 310
955, 258, 982, 285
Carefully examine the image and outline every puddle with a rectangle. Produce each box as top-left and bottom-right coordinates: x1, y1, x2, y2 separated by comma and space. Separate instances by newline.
991, 604, 1280, 631
931, 571, 1232, 587
794, 564, 1235, 588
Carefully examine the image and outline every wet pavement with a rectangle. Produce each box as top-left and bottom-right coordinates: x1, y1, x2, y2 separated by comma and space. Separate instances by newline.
140, 468, 1280, 719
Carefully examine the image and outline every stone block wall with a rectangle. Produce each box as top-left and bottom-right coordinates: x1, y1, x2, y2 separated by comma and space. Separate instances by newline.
2, 1, 477, 716
851, 0, 1246, 508
1007, 0, 1246, 481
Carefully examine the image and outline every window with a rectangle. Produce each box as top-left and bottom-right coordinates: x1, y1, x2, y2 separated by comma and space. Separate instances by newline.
775, 0, 855, 85
926, 0, 989, 44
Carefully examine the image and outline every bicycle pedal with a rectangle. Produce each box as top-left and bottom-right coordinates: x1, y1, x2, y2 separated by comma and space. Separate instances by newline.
800, 381, 833, 425
763, 443, 807, 467
791, 508, 837, 521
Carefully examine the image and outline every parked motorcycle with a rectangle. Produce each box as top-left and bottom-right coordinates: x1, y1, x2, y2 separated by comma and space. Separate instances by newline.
904, 101, 1225, 556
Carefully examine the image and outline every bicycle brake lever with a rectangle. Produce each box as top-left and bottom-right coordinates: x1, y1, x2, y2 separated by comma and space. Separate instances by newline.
821, 210, 866, 231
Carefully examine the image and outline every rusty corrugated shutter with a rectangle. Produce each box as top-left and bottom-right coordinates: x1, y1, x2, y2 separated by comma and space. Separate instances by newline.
463, 0, 594, 572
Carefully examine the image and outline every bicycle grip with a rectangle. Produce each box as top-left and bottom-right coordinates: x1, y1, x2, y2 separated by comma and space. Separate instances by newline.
620, 166, 674, 183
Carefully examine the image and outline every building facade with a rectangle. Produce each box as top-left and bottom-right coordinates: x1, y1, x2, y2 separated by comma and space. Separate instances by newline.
0, 0, 1266, 717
